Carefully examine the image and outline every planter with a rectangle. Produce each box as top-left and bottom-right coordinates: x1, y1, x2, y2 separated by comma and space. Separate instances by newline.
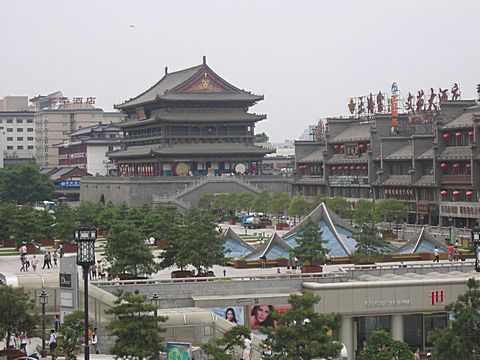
2, 239, 16, 247
155, 240, 167, 249
27, 244, 39, 254
41, 238, 55, 246
277, 258, 288, 267
301, 265, 323, 273
233, 259, 248, 269
276, 223, 289, 230
171, 270, 195, 279
420, 253, 432, 261
229, 219, 236, 225
62, 243, 78, 253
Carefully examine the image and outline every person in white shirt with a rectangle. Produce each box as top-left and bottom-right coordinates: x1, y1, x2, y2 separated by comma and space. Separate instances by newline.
49, 329, 57, 359
92, 327, 99, 354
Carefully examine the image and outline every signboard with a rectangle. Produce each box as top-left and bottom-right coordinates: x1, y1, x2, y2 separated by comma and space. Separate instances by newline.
440, 203, 480, 219
60, 273, 72, 288
60, 180, 80, 188
60, 291, 73, 308
329, 176, 369, 187
166, 342, 192, 360
365, 299, 410, 307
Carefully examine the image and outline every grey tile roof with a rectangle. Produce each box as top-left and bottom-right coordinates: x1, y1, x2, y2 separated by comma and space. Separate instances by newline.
116, 64, 262, 109
119, 112, 266, 128
442, 111, 479, 129
415, 175, 436, 186
417, 148, 434, 159
437, 146, 471, 160
109, 143, 274, 158
326, 153, 368, 164
329, 124, 371, 143
385, 145, 412, 160
383, 175, 411, 185
298, 149, 324, 163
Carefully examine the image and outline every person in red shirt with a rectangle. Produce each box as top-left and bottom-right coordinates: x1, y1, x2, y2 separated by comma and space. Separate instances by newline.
447, 243, 454, 261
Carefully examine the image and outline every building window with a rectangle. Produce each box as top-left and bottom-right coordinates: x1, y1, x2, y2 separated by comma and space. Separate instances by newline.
17, 119, 23, 123
27, 137, 34, 141
7, 146, 13, 150
17, 128, 23, 132
7, 128, 13, 132
6, 119, 13, 124
27, 128, 33, 132
28, 145, 34, 150
7, 137, 13, 141
0, 119, 3, 123
27, 119, 33, 123
17, 145, 24, 150
17, 137, 23, 141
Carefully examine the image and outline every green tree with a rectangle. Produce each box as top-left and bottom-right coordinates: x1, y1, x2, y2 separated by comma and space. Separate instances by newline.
288, 195, 309, 225
54, 203, 77, 242
0, 286, 38, 349
254, 132, 269, 143
374, 199, 408, 228
261, 293, 342, 360
0, 163, 55, 204
9, 206, 46, 245
291, 218, 329, 265
76, 202, 104, 227
353, 199, 377, 225
236, 192, 255, 212
360, 329, 414, 360
270, 191, 291, 221
198, 194, 215, 212
201, 326, 251, 360
428, 278, 480, 360
0, 202, 16, 241
325, 197, 353, 220
142, 206, 177, 241
58, 310, 85, 360
161, 208, 225, 275
252, 190, 271, 214
353, 224, 389, 258
106, 290, 166, 359
105, 222, 159, 277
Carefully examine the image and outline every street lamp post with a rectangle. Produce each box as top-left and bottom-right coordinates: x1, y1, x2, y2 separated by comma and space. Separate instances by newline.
150, 293, 160, 318
39, 289, 49, 358
472, 227, 480, 272
75, 228, 97, 360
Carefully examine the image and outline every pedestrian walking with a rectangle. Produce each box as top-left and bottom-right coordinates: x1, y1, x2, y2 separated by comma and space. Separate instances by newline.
47, 251, 52, 268
31, 254, 39, 272
433, 246, 440, 263
24, 254, 30, 271
8, 333, 16, 349
453, 246, 460, 262
42, 251, 50, 269
90, 263, 97, 280
49, 330, 57, 359
58, 243, 64, 258
92, 327, 99, 354
447, 243, 454, 261
54, 315, 60, 333
20, 255, 26, 272
19, 332, 29, 354
52, 251, 58, 267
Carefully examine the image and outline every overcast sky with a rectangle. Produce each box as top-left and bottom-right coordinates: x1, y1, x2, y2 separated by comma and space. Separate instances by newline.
1, 1, 479, 142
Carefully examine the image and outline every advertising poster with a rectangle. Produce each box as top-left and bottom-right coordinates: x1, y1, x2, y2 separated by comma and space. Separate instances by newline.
248, 304, 291, 332
166, 342, 191, 360
207, 306, 244, 325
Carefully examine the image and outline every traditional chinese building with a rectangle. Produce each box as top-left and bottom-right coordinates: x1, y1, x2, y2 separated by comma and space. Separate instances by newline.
109, 57, 272, 176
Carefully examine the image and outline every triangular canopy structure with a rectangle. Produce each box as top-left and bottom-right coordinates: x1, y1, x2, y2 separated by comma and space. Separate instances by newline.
223, 228, 255, 259
282, 203, 357, 256
395, 226, 448, 254
246, 233, 292, 260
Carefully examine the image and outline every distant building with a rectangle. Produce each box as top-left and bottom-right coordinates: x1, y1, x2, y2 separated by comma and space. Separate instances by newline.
31, 91, 125, 167
40, 166, 90, 202
109, 57, 273, 176
0, 96, 35, 165
54, 123, 122, 176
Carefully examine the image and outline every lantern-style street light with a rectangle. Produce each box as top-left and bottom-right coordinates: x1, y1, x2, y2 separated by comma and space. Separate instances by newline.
150, 293, 160, 318
472, 227, 480, 272
75, 228, 97, 360
39, 289, 49, 358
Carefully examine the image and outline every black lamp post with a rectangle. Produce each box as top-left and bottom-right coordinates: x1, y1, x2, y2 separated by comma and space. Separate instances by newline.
39, 289, 49, 358
75, 228, 97, 360
472, 227, 480, 272
150, 293, 160, 318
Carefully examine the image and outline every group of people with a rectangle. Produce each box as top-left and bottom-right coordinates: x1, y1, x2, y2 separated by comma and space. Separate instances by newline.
7, 332, 30, 353
18, 242, 62, 272
89, 261, 106, 280
447, 243, 461, 262
42, 250, 58, 269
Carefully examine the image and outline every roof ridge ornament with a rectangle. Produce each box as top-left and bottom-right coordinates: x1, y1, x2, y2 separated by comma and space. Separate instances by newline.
203, 55, 206, 64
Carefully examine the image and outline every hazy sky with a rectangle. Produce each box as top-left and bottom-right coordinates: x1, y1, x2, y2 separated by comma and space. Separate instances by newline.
1, 1, 479, 142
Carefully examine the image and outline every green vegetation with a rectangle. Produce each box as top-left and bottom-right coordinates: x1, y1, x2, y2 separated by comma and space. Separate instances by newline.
201, 326, 251, 360
58, 310, 85, 360
429, 278, 480, 359
106, 290, 166, 359
254, 132, 269, 143
360, 329, 414, 360
353, 224, 389, 258
374, 199, 408, 227
291, 218, 329, 265
0, 286, 38, 349
261, 293, 342, 360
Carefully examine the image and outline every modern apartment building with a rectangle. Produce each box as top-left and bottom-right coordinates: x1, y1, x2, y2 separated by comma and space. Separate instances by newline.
0, 96, 36, 166
31, 92, 125, 167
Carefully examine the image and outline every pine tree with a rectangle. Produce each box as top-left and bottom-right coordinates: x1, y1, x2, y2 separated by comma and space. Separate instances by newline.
106, 290, 166, 359
360, 329, 414, 360
201, 326, 251, 360
429, 278, 480, 359
291, 218, 329, 265
353, 224, 389, 258
261, 293, 342, 360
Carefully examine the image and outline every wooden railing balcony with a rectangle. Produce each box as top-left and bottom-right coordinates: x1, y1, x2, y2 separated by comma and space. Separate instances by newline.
441, 175, 471, 184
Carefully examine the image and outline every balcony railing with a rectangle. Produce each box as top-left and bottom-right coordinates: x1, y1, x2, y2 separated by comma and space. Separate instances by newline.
441, 175, 471, 184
